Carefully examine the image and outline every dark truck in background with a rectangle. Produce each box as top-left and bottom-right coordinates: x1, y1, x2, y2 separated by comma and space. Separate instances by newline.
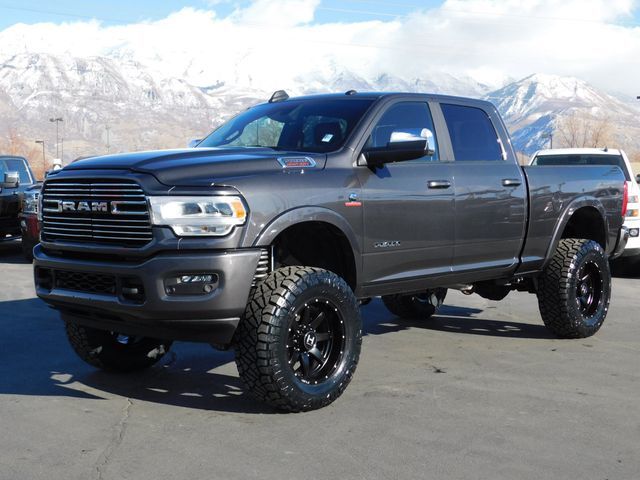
33, 92, 627, 411
0, 155, 36, 242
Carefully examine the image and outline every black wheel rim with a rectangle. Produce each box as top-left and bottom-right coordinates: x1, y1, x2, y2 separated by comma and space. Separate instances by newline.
287, 298, 346, 385
576, 261, 603, 318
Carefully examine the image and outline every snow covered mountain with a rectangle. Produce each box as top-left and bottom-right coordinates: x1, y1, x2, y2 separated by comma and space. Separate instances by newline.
0, 52, 638, 165
0, 53, 269, 158
0, 52, 490, 160
487, 74, 640, 155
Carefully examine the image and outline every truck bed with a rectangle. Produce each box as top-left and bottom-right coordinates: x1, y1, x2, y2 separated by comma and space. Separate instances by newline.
518, 164, 625, 274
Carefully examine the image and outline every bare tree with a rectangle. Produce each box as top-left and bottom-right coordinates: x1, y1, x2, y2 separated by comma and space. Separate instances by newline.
515, 151, 530, 165
0, 128, 46, 179
555, 112, 614, 149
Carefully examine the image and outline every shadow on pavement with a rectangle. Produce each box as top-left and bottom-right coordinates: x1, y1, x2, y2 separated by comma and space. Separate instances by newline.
362, 299, 554, 339
0, 294, 552, 413
0, 297, 274, 413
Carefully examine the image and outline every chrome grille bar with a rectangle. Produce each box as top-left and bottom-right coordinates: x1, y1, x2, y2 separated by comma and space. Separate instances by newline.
41, 179, 153, 247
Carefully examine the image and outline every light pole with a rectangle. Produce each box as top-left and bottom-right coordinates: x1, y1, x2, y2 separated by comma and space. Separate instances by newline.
105, 125, 111, 153
544, 133, 553, 149
49, 117, 63, 158
35, 140, 45, 177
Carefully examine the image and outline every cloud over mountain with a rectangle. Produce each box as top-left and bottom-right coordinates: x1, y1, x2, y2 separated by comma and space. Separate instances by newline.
0, 0, 639, 96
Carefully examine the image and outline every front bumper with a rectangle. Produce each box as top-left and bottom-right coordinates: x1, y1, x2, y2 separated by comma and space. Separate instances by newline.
0, 216, 19, 235
33, 245, 263, 344
618, 226, 640, 257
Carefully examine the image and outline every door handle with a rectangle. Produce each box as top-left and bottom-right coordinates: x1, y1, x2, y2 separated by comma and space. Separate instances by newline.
427, 180, 451, 189
502, 178, 522, 187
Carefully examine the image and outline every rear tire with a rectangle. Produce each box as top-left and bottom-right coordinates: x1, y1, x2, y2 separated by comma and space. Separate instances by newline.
64, 320, 172, 372
382, 288, 447, 319
537, 238, 611, 338
234, 266, 362, 412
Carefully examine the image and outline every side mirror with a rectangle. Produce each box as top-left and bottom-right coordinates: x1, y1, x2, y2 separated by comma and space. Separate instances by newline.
363, 128, 435, 167
188, 138, 202, 148
636, 173, 640, 184
2, 171, 19, 189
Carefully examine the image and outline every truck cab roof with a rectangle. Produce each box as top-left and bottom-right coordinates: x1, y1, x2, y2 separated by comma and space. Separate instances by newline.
262, 91, 498, 112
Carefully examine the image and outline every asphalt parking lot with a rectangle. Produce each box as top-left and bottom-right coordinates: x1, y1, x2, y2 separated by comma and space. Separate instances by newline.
1, 240, 639, 480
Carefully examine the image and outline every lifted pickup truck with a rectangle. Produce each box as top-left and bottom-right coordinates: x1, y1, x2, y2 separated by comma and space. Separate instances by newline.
34, 92, 627, 411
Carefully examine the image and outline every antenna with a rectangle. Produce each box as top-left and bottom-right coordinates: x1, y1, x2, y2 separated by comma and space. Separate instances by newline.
269, 90, 289, 103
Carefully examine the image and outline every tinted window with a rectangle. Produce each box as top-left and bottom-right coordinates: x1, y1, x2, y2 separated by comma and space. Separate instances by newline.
367, 102, 439, 162
0, 157, 32, 184
199, 99, 374, 153
441, 104, 503, 162
532, 154, 630, 181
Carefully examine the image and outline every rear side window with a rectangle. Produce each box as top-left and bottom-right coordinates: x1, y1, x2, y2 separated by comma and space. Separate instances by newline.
0, 158, 33, 184
441, 104, 503, 162
532, 154, 630, 181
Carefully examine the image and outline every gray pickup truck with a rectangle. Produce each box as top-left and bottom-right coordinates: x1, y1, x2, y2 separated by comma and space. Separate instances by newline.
34, 91, 628, 411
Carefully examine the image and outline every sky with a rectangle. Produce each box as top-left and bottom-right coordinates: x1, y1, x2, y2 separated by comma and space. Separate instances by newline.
0, 1, 446, 28
0, 0, 639, 96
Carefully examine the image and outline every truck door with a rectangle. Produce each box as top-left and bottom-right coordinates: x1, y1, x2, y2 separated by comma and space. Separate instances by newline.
439, 102, 527, 275
356, 101, 455, 288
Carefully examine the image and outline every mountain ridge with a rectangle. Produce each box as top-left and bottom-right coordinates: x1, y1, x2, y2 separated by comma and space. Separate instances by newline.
0, 52, 638, 167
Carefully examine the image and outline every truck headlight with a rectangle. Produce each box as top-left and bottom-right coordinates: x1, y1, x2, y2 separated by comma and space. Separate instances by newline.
148, 196, 247, 236
22, 191, 40, 215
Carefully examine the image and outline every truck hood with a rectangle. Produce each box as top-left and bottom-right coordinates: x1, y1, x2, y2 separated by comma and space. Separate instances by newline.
64, 148, 326, 186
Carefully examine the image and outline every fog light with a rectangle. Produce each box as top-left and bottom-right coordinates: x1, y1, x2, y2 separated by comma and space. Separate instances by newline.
165, 274, 219, 296
629, 228, 639, 238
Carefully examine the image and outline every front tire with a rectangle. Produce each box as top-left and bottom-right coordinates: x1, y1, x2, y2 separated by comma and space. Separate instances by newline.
234, 266, 362, 412
64, 321, 172, 372
382, 288, 447, 319
537, 238, 611, 338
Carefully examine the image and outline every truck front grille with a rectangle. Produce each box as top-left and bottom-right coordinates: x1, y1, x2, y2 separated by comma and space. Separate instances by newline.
41, 179, 153, 247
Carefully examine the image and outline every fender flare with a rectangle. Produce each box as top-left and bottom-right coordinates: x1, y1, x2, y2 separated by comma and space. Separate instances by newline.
252, 206, 362, 282
542, 196, 609, 269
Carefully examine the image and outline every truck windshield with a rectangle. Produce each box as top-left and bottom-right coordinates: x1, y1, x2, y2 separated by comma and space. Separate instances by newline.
197, 98, 375, 153
532, 154, 630, 181
0, 157, 33, 185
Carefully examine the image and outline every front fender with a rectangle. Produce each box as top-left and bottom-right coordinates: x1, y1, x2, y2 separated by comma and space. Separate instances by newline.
252, 206, 361, 254
251, 207, 362, 284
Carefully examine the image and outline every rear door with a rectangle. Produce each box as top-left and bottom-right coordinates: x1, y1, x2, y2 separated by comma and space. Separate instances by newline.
439, 103, 527, 274
357, 101, 455, 286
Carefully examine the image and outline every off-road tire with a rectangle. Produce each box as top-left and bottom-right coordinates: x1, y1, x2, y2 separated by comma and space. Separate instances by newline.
64, 320, 172, 372
382, 288, 447, 319
537, 238, 611, 338
234, 266, 362, 412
